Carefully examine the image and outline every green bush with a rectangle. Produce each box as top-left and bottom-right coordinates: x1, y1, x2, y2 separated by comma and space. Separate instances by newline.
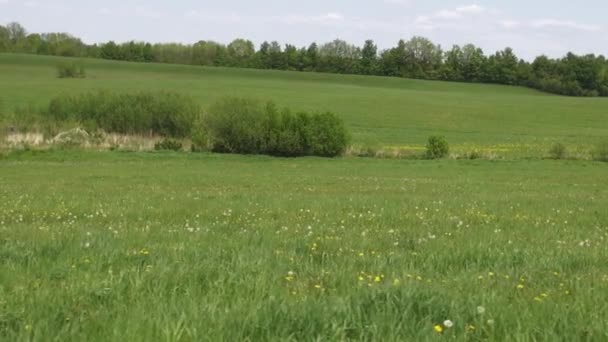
202, 97, 350, 157
57, 62, 86, 78
548, 143, 567, 160
425, 136, 449, 159
154, 138, 183, 151
592, 141, 608, 162
43, 91, 199, 137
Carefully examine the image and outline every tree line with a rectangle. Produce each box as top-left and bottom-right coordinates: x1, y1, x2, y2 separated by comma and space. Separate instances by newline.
2, 22, 607, 97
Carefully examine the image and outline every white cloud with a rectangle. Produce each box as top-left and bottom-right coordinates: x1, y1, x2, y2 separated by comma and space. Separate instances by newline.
0, 0, 9, 5
499, 20, 521, 29
416, 4, 486, 29
456, 5, 485, 14
278, 12, 345, 25
435, 10, 461, 19
531, 19, 600, 32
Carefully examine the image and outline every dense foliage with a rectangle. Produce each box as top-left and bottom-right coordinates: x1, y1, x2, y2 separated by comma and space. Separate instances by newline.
203, 98, 350, 157
56, 61, 86, 78
425, 136, 450, 159
2, 22, 607, 97
43, 91, 199, 137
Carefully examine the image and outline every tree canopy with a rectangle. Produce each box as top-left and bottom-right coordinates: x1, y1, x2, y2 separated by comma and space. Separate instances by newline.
1, 21, 606, 97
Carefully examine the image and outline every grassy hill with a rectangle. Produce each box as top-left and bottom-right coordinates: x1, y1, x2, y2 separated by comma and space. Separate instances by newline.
1, 53, 607, 157
2, 53, 608, 340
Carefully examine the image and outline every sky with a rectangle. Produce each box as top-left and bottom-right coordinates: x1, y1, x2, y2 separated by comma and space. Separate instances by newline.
1, 0, 607, 60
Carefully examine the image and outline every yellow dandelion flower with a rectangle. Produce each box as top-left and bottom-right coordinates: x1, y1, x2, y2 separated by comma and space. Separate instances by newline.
358, 276, 365, 281
374, 276, 382, 283
434, 325, 444, 333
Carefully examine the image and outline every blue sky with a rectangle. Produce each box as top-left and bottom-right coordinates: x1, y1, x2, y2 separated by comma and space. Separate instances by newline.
1, 0, 606, 60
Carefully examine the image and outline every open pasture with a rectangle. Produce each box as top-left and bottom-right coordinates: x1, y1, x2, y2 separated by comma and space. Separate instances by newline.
1, 151, 608, 340
1, 54, 608, 158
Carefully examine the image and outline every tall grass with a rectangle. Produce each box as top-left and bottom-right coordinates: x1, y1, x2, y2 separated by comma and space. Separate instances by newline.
43, 91, 200, 137
1, 152, 608, 340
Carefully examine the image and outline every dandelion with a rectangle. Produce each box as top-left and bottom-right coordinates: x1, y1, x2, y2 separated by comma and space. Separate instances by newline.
466, 324, 476, 332
443, 320, 454, 328
374, 276, 382, 283
517, 284, 525, 290
434, 325, 444, 333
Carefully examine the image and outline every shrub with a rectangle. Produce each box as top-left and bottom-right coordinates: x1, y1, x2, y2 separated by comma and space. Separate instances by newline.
548, 143, 567, 160
154, 138, 183, 151
468, 150, 483, 160
190, 125, 208, 152
202, 97, 350, 157
592, 141, 608, 162
43, 91, 199, 137
57, 62, 86, 78
425, 136, 449, 159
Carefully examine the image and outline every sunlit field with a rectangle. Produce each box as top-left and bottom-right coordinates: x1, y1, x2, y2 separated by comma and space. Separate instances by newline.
2, 53, 608, 158
1, 52, 608, 341
1, 151, 607, 340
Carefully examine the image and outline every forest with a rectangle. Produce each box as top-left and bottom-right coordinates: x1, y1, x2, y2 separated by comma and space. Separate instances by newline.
1, 22, 607, 97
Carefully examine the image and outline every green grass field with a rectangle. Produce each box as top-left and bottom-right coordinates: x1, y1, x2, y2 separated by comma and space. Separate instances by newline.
1, 53, 608, 157
2, 151, 608, 340
1, 54, 608, 340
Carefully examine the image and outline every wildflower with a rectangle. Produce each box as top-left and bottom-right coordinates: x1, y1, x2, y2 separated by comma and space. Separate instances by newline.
477, 306, 486, 314
517, 284, 525, 290
443, 320, 454, 328
434, 325, 444, 333
374, 276, 382, 283
314, 284, 322, 289
534, 296, 543, 302
466, 324, 476, 332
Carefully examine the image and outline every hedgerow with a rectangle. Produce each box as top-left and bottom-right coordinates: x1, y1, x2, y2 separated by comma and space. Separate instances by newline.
43, 91, 199, 137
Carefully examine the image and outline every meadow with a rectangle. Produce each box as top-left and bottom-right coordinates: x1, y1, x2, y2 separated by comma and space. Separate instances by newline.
1, 53, 608, 158
1, 54, 608, 340
1, 151, 608, 340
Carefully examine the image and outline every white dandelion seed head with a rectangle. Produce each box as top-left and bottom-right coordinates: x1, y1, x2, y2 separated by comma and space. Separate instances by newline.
443, 320, 454, 328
